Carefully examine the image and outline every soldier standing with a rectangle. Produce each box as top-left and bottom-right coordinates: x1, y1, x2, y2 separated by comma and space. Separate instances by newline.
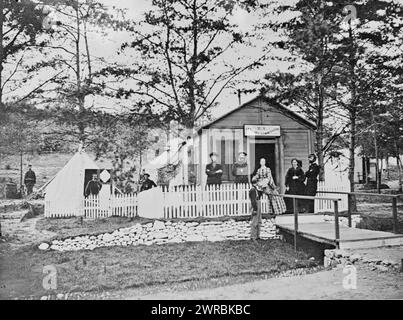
24, 164, 36, 195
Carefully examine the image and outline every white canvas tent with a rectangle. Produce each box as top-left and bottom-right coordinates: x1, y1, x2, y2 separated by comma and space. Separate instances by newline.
44, 151, 100, 217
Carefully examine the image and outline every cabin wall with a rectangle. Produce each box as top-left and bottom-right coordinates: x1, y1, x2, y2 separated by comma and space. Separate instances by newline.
196, 97, 315, 190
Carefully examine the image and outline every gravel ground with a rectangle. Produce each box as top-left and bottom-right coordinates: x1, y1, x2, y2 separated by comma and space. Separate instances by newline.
124, 262, 403, 300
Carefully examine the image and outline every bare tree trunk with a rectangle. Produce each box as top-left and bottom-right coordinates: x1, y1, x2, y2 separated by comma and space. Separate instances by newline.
394, 140, 402, 192
316, 78, 325, 181
75, 2, 85, 144
347, 22, 357, 212
371, 107, 380, 193
0, 0, 4, 115
397, 156, 403, 192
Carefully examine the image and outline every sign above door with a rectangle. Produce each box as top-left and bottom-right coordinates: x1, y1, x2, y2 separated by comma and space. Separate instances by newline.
244, 125, 281, 137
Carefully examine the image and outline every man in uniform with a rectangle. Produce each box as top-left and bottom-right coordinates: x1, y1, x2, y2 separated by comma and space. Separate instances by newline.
304, 154, 320, 213
140, 173, 157, 192
232, 151, 249, 184
24, 164, 36, 195
85, 173, 103, 197
205, 152, 223, 186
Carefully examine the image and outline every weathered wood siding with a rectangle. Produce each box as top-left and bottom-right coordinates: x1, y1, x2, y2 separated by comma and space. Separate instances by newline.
197, 97, 315, 188
210, 98, 311, 131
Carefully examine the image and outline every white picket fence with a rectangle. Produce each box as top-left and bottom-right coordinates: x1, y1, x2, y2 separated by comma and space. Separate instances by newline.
44, 193, 137, 219
162, 184, 276, 218
45, 181, 350, 219
315, 180, 350, 213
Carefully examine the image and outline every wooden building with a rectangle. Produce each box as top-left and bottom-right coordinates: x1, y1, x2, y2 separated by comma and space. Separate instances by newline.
191, 96, 316, 193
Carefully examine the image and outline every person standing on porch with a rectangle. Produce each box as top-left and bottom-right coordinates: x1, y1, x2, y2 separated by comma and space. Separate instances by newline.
304, 154, 320, 213
249, 176, 262, 240
252, 158, 286, 215
232, 151, 249, 184
205, 152, 223, 185
285, 159, 306, 213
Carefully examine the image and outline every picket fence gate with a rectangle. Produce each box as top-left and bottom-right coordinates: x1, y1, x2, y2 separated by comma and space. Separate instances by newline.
45, 181, 350, 219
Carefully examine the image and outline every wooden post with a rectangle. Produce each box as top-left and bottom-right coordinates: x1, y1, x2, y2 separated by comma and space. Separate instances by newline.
293, 197, 298, 252
392, 197, 398, 234
334, 200, 340, 247
347, 194, 352, 227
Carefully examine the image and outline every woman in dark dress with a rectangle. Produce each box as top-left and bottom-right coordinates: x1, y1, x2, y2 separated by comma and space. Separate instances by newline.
285, 159, 306, 213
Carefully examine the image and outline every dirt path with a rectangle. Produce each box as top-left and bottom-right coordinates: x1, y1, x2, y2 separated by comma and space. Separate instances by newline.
122, 263, 403, 300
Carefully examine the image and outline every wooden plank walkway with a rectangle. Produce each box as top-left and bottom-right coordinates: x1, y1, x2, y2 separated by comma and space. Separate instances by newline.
276, 220, 403, 249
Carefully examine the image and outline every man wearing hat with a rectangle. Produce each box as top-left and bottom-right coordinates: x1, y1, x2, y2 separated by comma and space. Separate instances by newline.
205, 152, 223, 185
140, 173, 157, 192
24, 164, 36, 195
232, 151, 249, 184
304, 154, 320, 213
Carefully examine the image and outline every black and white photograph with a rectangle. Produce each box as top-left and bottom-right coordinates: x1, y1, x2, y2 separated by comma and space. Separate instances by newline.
0, 0, 402, 305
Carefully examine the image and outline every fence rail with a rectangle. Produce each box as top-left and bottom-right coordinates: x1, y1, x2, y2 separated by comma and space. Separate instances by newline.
45, 182, 351, 219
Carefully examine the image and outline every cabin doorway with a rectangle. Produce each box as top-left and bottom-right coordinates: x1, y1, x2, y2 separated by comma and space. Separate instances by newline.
251, 142, 276, 182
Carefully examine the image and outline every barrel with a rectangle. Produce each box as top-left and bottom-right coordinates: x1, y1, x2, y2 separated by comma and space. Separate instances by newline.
5, 182, 18, 199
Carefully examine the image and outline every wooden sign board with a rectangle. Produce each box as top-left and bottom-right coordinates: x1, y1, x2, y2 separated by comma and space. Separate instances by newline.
244, 125, 281, 137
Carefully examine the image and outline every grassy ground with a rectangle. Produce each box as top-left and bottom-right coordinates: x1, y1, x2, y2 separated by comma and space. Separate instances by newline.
0, 239, 316, 300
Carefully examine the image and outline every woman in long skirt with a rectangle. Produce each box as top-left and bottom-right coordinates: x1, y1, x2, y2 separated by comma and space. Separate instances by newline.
252, 158, 286, 215
285, 159, 306, 213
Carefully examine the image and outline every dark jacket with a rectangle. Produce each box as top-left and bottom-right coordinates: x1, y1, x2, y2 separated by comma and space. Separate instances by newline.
305, 162, 320, 195
205, 163, 223, 185
140, 179, 157, 192
24, 170, 36, 185
232, 162, 249, 183
285, 167, 305, 195
85, 180, 102, 197
249, 186, 261, 212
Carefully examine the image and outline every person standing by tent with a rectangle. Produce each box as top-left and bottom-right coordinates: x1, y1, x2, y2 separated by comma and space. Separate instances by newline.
205, 152, 223, 186
85, 174, 102, 197
304, 154, 320, 213
24, 164, 36, 195
232, 152, 249, 184
140, 173, 157, 192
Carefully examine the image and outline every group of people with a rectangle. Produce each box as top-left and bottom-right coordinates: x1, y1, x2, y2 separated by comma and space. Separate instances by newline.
204, 151, 320, 240
249, 153, 320, 240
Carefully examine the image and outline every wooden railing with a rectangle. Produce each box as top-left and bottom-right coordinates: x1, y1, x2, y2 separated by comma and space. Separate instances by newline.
318, 191, 402, 234
271, 193, 342, 250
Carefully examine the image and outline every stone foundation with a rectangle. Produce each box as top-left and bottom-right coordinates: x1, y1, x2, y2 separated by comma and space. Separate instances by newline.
42, 218, 281, 252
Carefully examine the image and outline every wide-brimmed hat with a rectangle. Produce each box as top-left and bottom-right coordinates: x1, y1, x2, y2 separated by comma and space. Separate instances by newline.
143, 173, 150, 177
209, 152, 218, 158
238, 151, 247, 156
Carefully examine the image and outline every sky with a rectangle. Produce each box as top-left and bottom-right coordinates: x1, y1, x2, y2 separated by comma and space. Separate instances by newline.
86, 0, 295, 117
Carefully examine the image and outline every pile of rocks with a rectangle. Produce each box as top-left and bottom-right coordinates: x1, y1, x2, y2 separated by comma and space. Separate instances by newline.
323, 214, 362, 228
40, 219, 280, 252
324, 249, 401, 271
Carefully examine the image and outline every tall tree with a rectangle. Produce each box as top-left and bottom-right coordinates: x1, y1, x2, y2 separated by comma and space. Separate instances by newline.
32, 0, 124, 145
101, 0, 262, 131
0, 0, 49, 115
